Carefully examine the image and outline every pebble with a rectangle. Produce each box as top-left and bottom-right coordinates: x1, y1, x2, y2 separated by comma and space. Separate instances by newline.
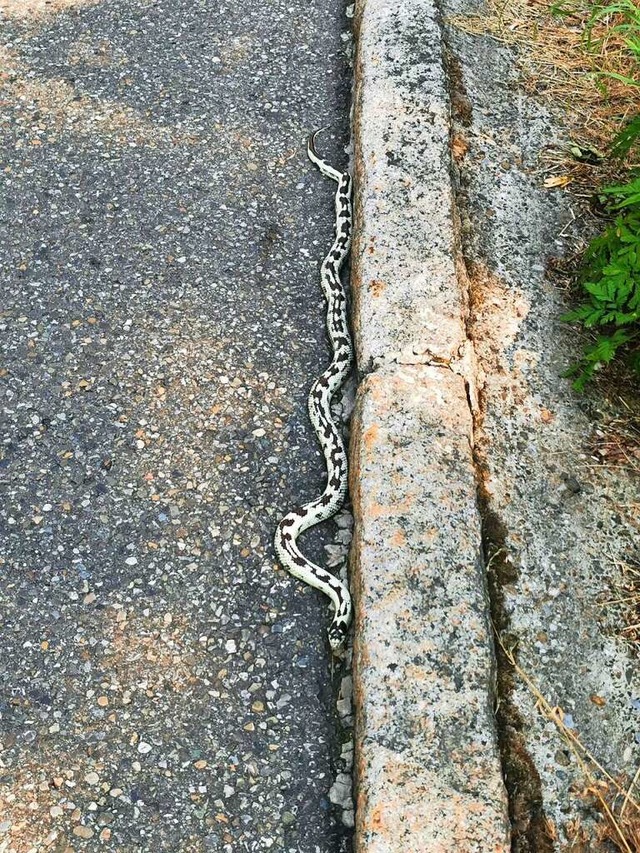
72, 826, 94, 839
342, 809, 355, 828
276, 694, 291, 709
329, 773, 352, 808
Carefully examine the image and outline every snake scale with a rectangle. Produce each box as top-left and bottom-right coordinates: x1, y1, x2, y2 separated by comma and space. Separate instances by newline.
274, 130, 353, 653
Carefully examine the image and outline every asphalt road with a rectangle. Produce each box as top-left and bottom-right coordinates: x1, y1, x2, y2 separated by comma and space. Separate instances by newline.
0, 1, 353, 850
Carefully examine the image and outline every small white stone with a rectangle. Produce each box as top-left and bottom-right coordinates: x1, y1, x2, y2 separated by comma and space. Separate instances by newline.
329, 773, 352, 808
342, 809, 355, 828
125, 556, 138, 566
137, 741, 152, 754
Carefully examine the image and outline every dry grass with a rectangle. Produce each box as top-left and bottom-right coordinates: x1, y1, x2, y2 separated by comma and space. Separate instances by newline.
602, 551, 640, 651
589, 413, 640, 475
497, 634, 640, 851
449, 0, 640, 192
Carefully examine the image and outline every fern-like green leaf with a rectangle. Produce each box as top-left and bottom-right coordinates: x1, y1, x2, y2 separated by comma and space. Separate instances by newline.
611, 115, 640, 159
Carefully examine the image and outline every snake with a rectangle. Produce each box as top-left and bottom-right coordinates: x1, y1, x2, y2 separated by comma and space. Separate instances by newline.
274, 129, 353, 653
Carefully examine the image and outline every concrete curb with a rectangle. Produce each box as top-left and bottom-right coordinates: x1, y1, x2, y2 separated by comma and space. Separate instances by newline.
350, 0, 510, 849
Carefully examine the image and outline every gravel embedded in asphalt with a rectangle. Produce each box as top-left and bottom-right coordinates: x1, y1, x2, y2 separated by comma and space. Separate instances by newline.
0, 0, 354, 849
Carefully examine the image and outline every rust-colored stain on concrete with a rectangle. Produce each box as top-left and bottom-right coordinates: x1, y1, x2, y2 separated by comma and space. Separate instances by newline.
365, 494, 416, 520
359, 779, 510, 852
540, 406, 555, 423
467, 260, 529, 348
390, 528, 406, 547
370, 805, 385, 830
363, 422, 380, 451
368, 278, 386, 297
351, 363, 509, 852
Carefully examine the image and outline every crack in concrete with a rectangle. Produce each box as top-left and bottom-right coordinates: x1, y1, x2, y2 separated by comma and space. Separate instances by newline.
438, 28, 554, 852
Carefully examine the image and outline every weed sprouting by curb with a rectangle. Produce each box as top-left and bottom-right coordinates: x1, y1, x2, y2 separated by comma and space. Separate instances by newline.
554, 1, 640, 388
561, 200, 640, 390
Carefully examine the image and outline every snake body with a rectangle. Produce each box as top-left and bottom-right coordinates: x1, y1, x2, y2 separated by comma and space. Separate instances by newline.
274, 130, 353, 652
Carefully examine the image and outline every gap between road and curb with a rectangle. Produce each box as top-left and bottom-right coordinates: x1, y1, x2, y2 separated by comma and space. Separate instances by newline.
349, 0, 511, 849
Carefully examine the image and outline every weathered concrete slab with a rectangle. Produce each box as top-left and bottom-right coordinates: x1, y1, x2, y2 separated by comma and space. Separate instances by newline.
352, 0, 468, 374
443, 0, 640, 845
353, 0, 640, 845
350, 365, 510, 852
350, 0, 510, 848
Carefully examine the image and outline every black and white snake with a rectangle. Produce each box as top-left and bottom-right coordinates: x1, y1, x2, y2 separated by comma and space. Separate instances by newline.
274, 130, 353, 653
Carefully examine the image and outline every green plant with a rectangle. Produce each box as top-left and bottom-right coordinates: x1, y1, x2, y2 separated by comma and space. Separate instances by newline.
611, 114, 640, 158
562, 206, 640, 390
582, 0, 640, 54
560, 1, 640, 389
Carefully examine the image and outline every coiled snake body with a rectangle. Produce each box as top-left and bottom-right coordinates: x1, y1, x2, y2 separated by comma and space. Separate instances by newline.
274, 131, 353, 652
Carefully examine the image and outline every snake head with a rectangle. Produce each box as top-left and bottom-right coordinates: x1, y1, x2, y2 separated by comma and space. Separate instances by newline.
328, 621, 349, 654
